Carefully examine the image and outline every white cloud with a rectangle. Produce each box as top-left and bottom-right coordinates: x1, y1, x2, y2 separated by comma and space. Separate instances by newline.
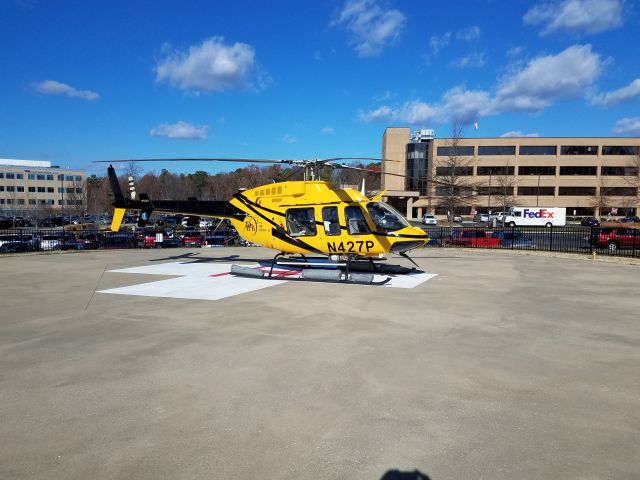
501, 131, 540, 137
612, 117, 640, 135
524, 0, 623, 35
456, 26, 481, 42
332, 0, 407, 57
321, 127, 335, 135
156, 37, 259, 93
451, 52, 486, 69
283, 134, 298, 144
360, 87, 490, 125
31, 80, 99, 101
150, 121, 208, 140
493, 44, 601, 112
429, 32, 452, 55
506, 46, 523, 57
361, 44, 603, 125
590, 79, 640, 107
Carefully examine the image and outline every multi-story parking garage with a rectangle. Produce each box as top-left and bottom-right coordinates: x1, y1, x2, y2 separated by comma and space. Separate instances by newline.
381, 128, 640, 220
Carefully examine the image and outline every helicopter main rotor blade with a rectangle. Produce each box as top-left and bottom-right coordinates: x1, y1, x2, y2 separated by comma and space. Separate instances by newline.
319, 157, 401, 163
93, 158, 299, 165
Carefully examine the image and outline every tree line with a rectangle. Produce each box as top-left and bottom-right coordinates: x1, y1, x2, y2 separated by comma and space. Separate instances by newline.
86, 162, 381, 214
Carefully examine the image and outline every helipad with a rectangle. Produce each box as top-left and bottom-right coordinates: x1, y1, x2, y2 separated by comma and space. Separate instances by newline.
0, 247, 638, 479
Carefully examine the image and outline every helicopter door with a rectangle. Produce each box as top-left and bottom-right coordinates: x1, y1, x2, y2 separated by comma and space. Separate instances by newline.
344, 206, 370, 235
322, 206, 341, 236
286, 208, 317, 237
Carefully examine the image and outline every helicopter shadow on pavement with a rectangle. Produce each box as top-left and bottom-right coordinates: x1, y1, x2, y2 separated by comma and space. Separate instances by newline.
379, 469, 432, 480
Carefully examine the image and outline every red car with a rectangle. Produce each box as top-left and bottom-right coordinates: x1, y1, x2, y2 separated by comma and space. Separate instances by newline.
447, 229, 501, 247
181, 229, 203, 248
592, 227, 639, 253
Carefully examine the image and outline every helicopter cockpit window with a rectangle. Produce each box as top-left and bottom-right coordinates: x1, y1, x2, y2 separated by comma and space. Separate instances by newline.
344, 206, 370, 235
286, 208, 317, 237
322, 206, 341, 236
366, 202, 410, 232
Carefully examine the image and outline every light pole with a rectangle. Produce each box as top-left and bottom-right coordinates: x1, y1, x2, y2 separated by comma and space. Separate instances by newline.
487, 170, 492, 213
536, 173, 541, 207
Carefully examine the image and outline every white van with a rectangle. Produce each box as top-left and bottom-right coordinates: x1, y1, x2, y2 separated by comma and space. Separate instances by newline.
504, 207, 566, 227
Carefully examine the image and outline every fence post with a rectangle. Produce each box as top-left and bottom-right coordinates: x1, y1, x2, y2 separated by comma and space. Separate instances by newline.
549, 224, 554, 252
589, 226, 594, 256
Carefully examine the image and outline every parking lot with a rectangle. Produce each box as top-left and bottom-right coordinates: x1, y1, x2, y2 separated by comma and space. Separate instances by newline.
1, 247, 638, 479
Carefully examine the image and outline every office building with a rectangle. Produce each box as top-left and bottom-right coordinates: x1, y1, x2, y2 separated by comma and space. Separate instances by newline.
0, 159, 86, 213
381, 128, 640, 219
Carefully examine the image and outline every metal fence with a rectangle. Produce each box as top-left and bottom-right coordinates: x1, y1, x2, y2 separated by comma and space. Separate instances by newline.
0, 227, 241, 254
422, 225, 640, 258
1, 225, 639, 258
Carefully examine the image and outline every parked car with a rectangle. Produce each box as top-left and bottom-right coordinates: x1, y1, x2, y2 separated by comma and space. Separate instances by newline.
591, 227, 640, 253
581, 216, 600, 227
0, 233, 39, 252
0, 216, 13, 229
619, 215, 640, 224
40, 233, 78, 251
447, 229, 501, 247
421, 214, 437, 225
473, 213, 490, 223
101, 232, 136, 249
76, 232, 101, 249
140, 230, 181, 248
491, 230, 535, 248
488, 212, 506, 222
181, 228, 203, 247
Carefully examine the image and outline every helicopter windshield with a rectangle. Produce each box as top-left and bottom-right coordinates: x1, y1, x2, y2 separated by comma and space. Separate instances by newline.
366, 202, 410, 232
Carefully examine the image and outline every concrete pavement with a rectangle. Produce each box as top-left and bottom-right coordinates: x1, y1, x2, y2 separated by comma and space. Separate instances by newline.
0, 247, 638, 479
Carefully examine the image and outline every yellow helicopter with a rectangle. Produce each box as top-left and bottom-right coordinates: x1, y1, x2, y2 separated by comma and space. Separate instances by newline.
101, 157, 429, 283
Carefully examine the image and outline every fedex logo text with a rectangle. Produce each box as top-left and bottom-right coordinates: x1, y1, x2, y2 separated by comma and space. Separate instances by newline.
523, 208, 554, 219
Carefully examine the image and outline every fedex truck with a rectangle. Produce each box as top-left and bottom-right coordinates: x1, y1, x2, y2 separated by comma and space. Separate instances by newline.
504, 207, 566, 227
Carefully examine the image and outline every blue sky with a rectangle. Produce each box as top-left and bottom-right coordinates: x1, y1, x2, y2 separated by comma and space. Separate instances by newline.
1, 0, 639, 174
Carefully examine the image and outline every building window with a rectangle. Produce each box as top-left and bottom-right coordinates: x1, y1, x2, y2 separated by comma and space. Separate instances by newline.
6, 186, 15, 192
58, 187, 64, 193
37, 174, 46, 180
601, 166, 639, 176
518, 187, 555, 196
435, 166, 473, 176
28, 174, 36, 180
46, 199, 54, 205
0, 173, 3, 178
478, 146, 516, 156
518, 166, 556, 176
477, 186, 514, 196
0, 186, 4, 191
560, 145, 597, 155
29, 199, 36, 205
477, 166, 515, 176
437, 146, 474, 156
602, 187, 637, 196
559, 187, 596, 196
28, 187, 35, 193
38, 187, 46, 193
75, 175, 82, 182
58, 174, 64, 181
6, 173, 15, 179
17, 199, 25, 205
16, 174, 23, 179
559, 166, 597, 175
519, 145, 557, 155
602, 146, 639, 155
286, 208, 316, 236
46, 174, 53, 181
16, 186, 24, 192
47, 187, 54, 193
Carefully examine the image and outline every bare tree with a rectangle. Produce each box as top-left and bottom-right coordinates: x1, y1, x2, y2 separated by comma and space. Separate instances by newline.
431, 123, 477, 224
494, 162, 518, 215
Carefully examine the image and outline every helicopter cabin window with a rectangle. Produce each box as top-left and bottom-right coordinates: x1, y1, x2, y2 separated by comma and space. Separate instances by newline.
344, 206, 370, 235
286, 208, 317, 236
366, 202, 410, 232
322, 206, 341, 236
